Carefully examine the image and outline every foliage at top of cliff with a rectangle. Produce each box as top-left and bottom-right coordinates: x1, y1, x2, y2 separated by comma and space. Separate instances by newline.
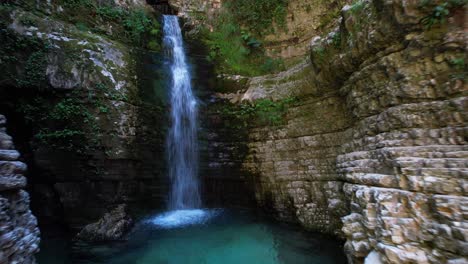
3, 0, 161, 49
224, 0, 288, 35
59, 0, 160, 48
199, 0, 290, 76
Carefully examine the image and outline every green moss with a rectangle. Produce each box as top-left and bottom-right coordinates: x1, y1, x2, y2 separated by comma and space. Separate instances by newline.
61, 0, 94, 8
96, 5, 126, 20
51, 1, 160, 48
225, 0, 289, 35
348, 0, 367, 33
19, 13, 37, 27
123, 9, 153, 45
449, 57, 467, 80
147, 40, 160, 51
19, 92, 86, 152
450, 57, 464, 68
216, 97, 298, 129
202, 7, 285, 76
0, 27, 49, 88
332, 33, 342, 49
17, 51, 47, 88
15, 83, 127, 153
349, 0, 365, 13
312, 45, 327, 66
75, 22, 90, 32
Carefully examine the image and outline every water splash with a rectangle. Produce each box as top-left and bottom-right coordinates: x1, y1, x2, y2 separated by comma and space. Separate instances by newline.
164, 15, 201, 209
149, 209, 222, 229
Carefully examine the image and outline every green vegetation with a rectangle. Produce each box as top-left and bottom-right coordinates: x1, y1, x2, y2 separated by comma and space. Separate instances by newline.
18, 14, 36, 27
421, 2, 450, 28
450, 57, 465, 70
313, 46, 326, 60
17, 51, 47, 88
17, 83, 128, 153
348, 0, 367, 33
202, 1, 288, 76
349, 0, 365, 13
75, 22, 89, 32
53, 1, 160, 47
332, 33, 342, 49
18, 91, 95, 153
62, 0, 94, 8
2, 1, 160, 48
216, 97, 297, 129
225, 0, 289, 35
0, 27, 49, 88
419, 0, 467, 29
122, 9, 153, 45
449, 57, 467, 80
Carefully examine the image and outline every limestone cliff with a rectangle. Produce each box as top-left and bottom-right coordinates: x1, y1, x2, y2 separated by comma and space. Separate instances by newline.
166, 0, 350, 64
0, 0, 167, 229
211, 0, 467, 263
0, 0, 466, 263
0, 115, 40, 263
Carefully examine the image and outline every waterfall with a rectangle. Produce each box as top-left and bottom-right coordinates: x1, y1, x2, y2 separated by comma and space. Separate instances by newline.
164, 15, 201, 209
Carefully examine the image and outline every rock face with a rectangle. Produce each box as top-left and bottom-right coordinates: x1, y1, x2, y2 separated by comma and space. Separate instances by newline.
0, 115, 40, 263
169, 0, 349, 64
76, 204, 133, 242
262, 0, 350, 62
211, 0, 467, 263
0, 1, 168, 229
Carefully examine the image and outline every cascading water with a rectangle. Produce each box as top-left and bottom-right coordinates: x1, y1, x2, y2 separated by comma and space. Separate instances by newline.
164, 15, 201, 210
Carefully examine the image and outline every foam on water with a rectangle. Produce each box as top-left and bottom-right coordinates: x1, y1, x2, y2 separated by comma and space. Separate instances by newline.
149, 209, 220, 229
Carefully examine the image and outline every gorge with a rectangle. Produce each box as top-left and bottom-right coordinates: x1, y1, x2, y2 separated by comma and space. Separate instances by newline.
0, 0, 466, 263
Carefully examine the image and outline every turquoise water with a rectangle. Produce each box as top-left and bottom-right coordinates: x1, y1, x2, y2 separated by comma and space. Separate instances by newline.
37, 210, 346, 264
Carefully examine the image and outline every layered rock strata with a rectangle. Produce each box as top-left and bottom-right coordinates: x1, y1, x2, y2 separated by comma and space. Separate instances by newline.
214, 0, 467, 263
0, 115, 40, 263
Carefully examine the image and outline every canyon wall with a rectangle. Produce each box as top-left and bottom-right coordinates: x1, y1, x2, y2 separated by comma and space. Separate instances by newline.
213, 0, 467, 263
168, 0, 350, 64
0, 115, 40, 263
0, 0, 168, 229
0, 0, 466, 263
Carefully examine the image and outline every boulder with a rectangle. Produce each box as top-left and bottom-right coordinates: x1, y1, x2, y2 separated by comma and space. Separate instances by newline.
75, 204, 133, 242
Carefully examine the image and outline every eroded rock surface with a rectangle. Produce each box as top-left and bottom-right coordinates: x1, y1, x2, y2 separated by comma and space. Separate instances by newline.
0, 1, 167, 229
0, 115, 40, 263
76, 204, 133, 242
213, 0, 467, 263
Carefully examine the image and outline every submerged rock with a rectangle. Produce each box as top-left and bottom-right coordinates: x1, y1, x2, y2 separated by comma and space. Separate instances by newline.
75, 204, 133, 242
